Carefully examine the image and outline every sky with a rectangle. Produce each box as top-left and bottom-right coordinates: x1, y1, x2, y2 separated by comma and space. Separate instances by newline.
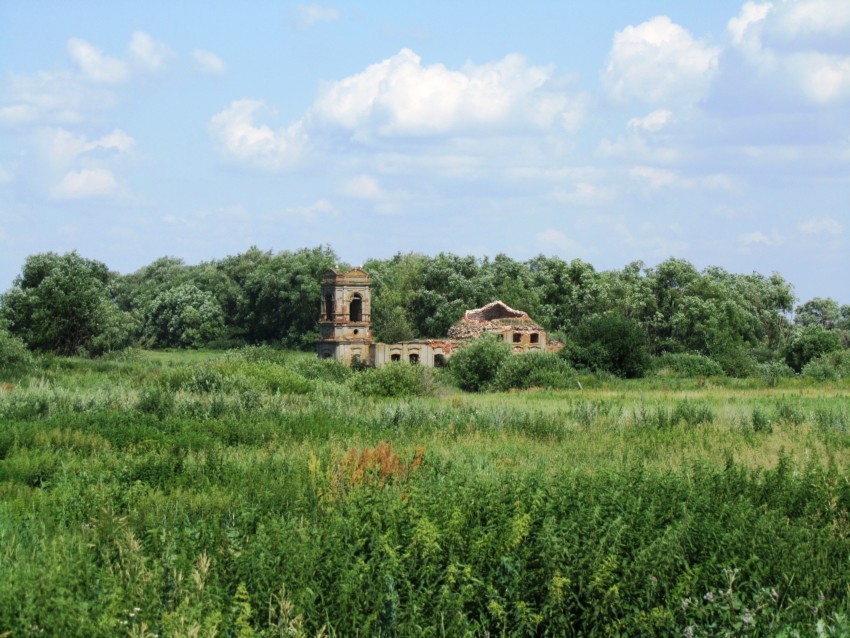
1, 0, 848, 306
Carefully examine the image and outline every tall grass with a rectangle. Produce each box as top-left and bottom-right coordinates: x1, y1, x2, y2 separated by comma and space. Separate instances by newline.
1, 350, 849, 635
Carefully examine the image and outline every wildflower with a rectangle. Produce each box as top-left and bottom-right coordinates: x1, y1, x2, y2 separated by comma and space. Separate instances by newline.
681, 597, 692, 611
684, 626, 695, 638
704, 591, 714, 603
742, 612, 754, 625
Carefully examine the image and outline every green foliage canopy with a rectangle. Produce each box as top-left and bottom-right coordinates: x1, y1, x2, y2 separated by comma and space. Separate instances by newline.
449, 333, 512, 391
562, 312, 651, 378
0, 252, 132, 355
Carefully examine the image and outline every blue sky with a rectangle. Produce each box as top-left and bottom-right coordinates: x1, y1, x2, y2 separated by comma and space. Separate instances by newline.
1, 1, 848, 305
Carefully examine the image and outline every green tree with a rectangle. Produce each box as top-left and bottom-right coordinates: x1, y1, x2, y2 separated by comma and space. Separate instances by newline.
237, 246, 338, 347
144, 283, 226, 348
364, 253, 425, 342
794, 297, 840, 330
1, 251, 133, 355
563, 312, 650, 378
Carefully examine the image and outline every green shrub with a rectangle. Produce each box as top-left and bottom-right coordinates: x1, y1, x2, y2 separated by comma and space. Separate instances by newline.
492, 351, 576, 391
563, 313, 650, 378
349, 362, 436, 398
802, 349, 850, 381
449, 334, 512, 392
784, 325, 842, 372
136, 385, 175, 419
758, 361, 796, 387
158, 359, 313, 395
293, 356, 353, 383
713, 348, 759, 378
751, 406, 773, 433
224, 344, 289, 365
0, 328, 33, 374
652, 352, 724, 377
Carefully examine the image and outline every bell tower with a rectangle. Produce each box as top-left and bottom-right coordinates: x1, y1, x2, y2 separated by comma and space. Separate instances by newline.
316, 268, 373, 365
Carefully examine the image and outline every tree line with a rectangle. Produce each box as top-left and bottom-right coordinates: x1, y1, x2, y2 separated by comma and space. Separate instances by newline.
1, 247, 848, 378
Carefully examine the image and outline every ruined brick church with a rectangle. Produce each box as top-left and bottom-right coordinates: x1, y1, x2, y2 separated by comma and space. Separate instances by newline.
316, 268, 556, 367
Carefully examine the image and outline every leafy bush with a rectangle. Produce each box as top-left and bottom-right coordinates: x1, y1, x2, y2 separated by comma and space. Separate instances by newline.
491, 351, 576, 391
293, 356, 353, 383
563, 313, 650, 378
224, 344, 289, 364
713, 348, 759, 378
0, 328, 33, 373
448, 334, 512, 392
802, 349, 850, 382
158, 359, 313, 395
349, 362, 437, 398
758, 361, 796, 387
784, 324, 842, 372
652, 353, 724, 378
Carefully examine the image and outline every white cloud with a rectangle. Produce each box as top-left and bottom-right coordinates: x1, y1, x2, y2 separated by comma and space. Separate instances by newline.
341, 174, 383, 199
192, 49, 226, 75
128, 31, 171, 72
279, 199, 337, 222
630, 165, 677, 189
209, 99, 308, 170
722, 0, 850, 105
735, 230, 786, 252
210, 49, 584, 171
628, 109, 673, 132
798, 217, 843, 235
67, 38, 128, 84
295, 4, 340, 30
37, 128, 135, 166
536, 228, 582, 253
551, 182, 612, 206
310, 48, 583, 139
51, 168, 118, 200
629, 165, 738, 192
727, 2, 773, 47
603, 16, 720, 105
1, 32, 180, 126
0, 70, 117, 124
789, 53, 850, 103
771, 0, 850, 42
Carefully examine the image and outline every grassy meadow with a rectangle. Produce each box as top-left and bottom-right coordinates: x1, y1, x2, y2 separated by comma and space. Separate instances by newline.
1, 348, 850, 636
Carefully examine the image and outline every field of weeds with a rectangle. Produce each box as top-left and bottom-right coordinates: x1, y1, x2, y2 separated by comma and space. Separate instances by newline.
1, 348, 850, 636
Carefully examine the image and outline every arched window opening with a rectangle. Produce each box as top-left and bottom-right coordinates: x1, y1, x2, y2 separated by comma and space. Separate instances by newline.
325, 293, 334, 321
434, 354, 446, 368
409, 353, 419, 364
350, 294, 363, 322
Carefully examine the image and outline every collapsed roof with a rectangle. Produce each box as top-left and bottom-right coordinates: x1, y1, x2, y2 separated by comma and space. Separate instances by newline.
447, 301, 544, 339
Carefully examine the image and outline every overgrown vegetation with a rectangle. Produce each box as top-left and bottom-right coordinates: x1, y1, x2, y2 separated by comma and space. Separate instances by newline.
2, 248, 848, 387
1, 350, 850, 635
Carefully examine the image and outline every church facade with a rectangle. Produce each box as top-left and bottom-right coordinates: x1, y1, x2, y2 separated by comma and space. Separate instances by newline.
316, 268, 555, 367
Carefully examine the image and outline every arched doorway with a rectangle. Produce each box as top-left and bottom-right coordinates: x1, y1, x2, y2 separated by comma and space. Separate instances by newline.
350, 294, 362, 322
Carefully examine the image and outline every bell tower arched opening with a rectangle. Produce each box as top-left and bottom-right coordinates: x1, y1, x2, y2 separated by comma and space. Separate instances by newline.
350, 294, 363, 322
